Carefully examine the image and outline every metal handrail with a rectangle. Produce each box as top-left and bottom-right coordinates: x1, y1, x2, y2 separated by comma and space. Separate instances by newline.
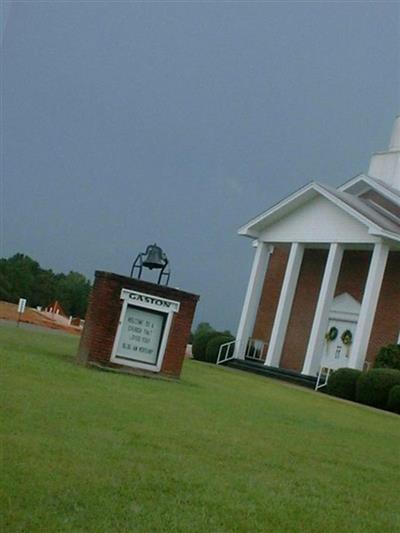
316, 359, 372, 391
245, 338, 268, 361
217, 340, 236, 365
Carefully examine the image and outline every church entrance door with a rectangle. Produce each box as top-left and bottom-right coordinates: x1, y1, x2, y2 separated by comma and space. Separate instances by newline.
320, 293, 361, 371
324, 318, 357, 369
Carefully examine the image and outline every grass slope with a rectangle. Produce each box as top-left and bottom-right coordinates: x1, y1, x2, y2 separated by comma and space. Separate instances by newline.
1, 325, 399, 532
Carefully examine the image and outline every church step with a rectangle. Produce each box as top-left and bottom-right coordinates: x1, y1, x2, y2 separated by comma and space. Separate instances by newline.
225, 359, 317, 389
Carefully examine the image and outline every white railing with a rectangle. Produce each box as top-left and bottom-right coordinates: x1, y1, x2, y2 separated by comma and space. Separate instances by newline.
245, 338, 268, 362
217, 340, 236, 365
315, 366, 333, 390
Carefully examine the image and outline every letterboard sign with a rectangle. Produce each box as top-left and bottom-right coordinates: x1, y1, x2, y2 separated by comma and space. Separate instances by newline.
110, 289, 180, 372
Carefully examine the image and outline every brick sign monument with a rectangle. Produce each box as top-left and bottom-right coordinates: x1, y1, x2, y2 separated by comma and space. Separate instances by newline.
77, 271, 199, 378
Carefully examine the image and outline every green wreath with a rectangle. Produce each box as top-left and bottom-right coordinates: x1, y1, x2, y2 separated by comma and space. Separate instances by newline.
341, 329, 353, 346
325, 326, 338, 342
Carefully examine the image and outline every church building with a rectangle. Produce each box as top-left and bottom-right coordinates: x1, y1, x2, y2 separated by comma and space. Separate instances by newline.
223, 117, 400, 380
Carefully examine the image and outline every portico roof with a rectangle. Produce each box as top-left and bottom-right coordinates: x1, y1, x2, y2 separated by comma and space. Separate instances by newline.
238, 181, 400, 243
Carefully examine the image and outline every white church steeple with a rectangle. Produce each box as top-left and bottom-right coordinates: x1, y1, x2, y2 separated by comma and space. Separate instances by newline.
368, 115, 400, 190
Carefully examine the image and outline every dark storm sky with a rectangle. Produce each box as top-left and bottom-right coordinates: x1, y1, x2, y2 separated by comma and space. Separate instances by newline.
1, 2, 399, 330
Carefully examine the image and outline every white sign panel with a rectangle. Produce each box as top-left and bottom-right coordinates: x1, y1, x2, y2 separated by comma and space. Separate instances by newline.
111, 288, 180, 372
17, 298, 27, 314
120, 288, 180, 313
114, 306, 166, 365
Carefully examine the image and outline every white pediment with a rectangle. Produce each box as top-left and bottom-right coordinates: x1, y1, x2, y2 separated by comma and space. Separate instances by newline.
330, 293, 361, 317
258, 195, 379, 244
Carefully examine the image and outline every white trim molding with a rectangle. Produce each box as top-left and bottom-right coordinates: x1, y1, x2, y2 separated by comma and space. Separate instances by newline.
348, 243, 390, 370
234, 241, 273, 359
302, 243, 344, 376
264, 242, 304, 367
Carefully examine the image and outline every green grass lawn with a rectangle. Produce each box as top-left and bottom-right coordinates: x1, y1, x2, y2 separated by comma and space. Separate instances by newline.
1, 325, 399, 533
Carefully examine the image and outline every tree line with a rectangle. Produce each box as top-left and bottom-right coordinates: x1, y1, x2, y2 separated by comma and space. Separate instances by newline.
0, 253, 91, 317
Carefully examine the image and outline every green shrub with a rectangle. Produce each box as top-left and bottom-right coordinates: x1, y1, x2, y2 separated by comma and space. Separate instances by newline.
374, 344, 400, 370
326, 368, 362, 401
192, 331, 221, 362
387, 385, 400, 414
205, 335, 235, 364
356, 368, 400, 410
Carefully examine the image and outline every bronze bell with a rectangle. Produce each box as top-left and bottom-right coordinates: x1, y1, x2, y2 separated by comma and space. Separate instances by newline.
142, 244, 166, 270
130, 243, 170, 285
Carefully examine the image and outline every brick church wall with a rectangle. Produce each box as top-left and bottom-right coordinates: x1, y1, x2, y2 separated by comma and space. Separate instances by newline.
252, 247, 289, 342
334, 250, 371, 301
279, 250, 328, 372
368, 251, 400, 364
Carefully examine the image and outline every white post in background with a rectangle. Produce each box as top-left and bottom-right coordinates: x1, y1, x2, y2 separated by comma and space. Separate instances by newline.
234, 241, 273, 359
348, 242, 390, 370
17, 298, 27, 327
265, 242, 304, 368
302, 243, 344, 376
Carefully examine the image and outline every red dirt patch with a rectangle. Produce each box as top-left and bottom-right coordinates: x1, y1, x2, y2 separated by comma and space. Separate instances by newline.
0, 301, 81, 335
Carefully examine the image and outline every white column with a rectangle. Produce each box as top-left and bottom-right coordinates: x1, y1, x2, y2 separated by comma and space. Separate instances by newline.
265, 242, 304, 367
234, 241, 273, 359
348, 242, 390, 370
302, 243, 344, 376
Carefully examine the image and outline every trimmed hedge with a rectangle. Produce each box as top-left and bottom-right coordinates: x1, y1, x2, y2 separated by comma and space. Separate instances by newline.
205, 335, 234, 364
387, 385, 400, 414
327, 368, 362, 401
374, 344, 400, 370
356, 368, 400, 409
192, 331, 221, 362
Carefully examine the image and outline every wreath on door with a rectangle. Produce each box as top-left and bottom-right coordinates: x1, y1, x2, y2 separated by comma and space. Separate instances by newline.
325, 326, 338, 342
341, 329, 353, 345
